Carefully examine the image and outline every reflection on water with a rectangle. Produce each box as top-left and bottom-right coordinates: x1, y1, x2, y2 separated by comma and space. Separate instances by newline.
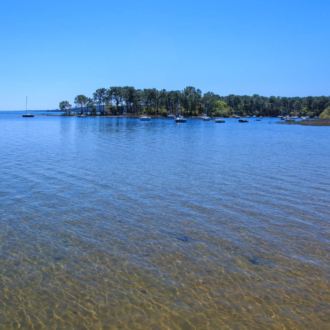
0, 115, 330, 329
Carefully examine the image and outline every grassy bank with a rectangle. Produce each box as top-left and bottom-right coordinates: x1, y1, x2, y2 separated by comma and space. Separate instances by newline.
279, 119, 330, 126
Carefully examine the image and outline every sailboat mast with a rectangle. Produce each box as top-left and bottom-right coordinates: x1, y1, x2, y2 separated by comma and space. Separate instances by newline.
143, 95, 145, 114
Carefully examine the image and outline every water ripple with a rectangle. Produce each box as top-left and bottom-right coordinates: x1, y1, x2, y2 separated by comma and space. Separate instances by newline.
0, 115, 330, 329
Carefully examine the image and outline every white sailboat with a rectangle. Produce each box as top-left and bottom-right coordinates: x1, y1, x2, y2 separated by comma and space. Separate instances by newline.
284, 104, 295, 121
140, 96, 151, 121
22, 97, 34, 117
175, 95, 187, 123
202, 100, 211, 121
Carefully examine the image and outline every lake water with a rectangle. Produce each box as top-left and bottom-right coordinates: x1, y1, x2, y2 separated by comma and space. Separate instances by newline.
0, 113, 330, 329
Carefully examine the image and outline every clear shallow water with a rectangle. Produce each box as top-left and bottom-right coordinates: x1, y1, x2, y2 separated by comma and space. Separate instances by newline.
0, 114, 329, 329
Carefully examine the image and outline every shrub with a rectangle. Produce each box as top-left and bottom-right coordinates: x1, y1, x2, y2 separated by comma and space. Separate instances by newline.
320, 106, 330, 118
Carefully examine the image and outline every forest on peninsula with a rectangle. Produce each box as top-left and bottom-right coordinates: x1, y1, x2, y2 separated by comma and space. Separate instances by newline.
59, 87, 330, 118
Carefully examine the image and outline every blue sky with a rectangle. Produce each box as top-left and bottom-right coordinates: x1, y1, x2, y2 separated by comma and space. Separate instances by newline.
0, 0, 329, 110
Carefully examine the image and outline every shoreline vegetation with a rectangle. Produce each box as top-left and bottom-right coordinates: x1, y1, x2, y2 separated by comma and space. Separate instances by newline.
59, 86, 330, 119
279, 118, 330, 126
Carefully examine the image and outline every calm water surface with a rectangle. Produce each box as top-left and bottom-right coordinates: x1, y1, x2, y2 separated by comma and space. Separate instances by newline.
0, 113, 330, 329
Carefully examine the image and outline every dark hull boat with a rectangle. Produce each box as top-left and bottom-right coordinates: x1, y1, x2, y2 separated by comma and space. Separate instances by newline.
22, 97, 34, 117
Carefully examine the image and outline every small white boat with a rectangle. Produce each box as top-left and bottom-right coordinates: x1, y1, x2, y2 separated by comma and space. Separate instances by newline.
285, 116, 295, 122
140, 116, 151, 121
253, 115, 256, 118
174, 95, 186, 122
235, 115, 240, 119
247, 115, 250, 118
301, 116, 309, 121
202, 114, 212, 121
215, 118, 225, 123
77, 114, 86, 117
202, 100, 211, 121
259, 116, 263, 119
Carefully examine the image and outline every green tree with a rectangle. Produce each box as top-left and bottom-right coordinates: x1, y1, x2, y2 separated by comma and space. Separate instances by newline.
86, 98, 94, 114
122, 86, 136, 114
93, 88, 107, 114
133, 89, 143, 114
74, 95, 89, 114
109, 87, 123, 113
59, 101, 72, 114
294, 101, 302, 116
320, 106, 330, 118
303, 96, 313, 110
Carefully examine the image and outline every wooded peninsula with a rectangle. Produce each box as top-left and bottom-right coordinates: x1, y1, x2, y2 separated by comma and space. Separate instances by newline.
59, 87, 330, 118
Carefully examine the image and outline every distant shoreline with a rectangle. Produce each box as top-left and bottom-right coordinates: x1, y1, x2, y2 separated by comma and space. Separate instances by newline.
37, 114, 277, 119
278, 119, 330, 126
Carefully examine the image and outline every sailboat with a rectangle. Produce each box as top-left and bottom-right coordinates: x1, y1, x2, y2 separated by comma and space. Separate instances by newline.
167, 99, 175, 118
175, 95, 187, 123
215, 118, 225, 123
285, 104, 295, 121
233, 101, 240, 119
22, 97, 34, 117
202, 100, 211, 121
140, 96, 151, 121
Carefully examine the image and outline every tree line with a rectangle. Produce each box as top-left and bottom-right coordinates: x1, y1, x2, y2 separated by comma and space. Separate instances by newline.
59, 87, 330, 117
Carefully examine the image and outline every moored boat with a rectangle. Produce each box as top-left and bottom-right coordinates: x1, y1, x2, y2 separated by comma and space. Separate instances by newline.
202, 114, 212, 121
202, 100, 211, 121
140, 116, 151, 121
215, 118, 225, 123
22, 97, 34, 118
174, 95, 187, 123
140, 96, 151, 121
285, 116, 295, 122
175, 115, 187, 123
